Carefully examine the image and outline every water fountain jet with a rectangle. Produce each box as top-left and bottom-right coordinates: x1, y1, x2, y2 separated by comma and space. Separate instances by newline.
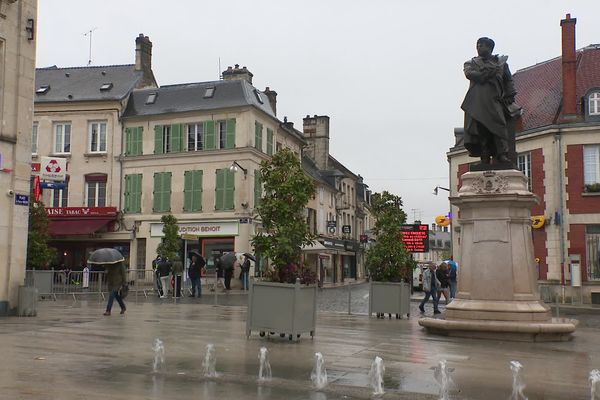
311, 352, 328, 390
258, 347, 272, 381
203, 344, 218, 377
368, 356, 385, 396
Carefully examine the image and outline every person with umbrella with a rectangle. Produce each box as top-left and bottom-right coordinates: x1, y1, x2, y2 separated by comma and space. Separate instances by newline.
188, 251, 205, 298
87, 248, 127, 316
220, 252, 237, 291
240, 253, 254, 290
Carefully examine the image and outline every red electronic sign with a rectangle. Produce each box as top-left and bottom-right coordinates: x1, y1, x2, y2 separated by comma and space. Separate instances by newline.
400, 224, 429, 253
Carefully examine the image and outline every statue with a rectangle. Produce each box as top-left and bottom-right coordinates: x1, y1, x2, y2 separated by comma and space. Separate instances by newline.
461, 37, 521, 166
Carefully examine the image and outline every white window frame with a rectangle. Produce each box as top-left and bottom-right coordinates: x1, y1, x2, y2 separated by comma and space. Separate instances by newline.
584, 145, 600, 185
32, 122, 38, 155
589, 92, 600, 116
85, 181, 107, 207
517, 152, 532, 191
88, 121, 107, 153
162, 125, 171, 153
52, 184, 68, 207
53, 122, 71, 154
187, 123, 204, 151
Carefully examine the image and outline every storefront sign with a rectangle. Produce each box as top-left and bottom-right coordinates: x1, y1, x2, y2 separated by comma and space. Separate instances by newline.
31, 162, 40, 172
344, 241, 359, 252
239, 218, 252, 224
150, 221, 240, 237
342, 225, 351, 234
45, 207, 118, 217
327, 220, 337, 234
40, 181, 66, 190
400, 224, 429, 253
40, 156, 67, 181
322, 238, 346, 250
15, 194, 29, 206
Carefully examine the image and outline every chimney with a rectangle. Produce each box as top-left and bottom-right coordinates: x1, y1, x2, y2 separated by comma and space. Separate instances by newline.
560, 14, 577, 119
222, 64, 253, 84
135, 34, 157, 88
303, 115, 330, 170
263, 87, 278, 115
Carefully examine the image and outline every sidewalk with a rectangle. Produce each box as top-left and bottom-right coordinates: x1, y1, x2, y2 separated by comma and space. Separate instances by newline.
0, 299, 597, 399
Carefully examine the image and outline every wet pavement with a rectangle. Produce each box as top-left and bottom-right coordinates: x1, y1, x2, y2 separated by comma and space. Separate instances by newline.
0, 290, 598, 399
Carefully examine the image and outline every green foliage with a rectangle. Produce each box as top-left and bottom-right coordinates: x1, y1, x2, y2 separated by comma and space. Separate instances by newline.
584, 183, 600, 193
366, 191, 414, 282
251, 148, 316, 283
156, 214, 180, 260
27, 202, 56, 269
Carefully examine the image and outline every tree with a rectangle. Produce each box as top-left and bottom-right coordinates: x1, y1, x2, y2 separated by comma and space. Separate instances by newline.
251, 148, 316, 283
27, 202, 56, 269
156, 214, 180, 260
366, 191, 414, 282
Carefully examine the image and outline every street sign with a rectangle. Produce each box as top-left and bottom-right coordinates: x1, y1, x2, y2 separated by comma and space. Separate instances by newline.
239, 218, 252, 224
40, 156, 67, 181
400, 224, 429, 253
342, 225, 351, 234
327, 220, 337, 234
15, 194, 29, 206
40, 181, 66, 190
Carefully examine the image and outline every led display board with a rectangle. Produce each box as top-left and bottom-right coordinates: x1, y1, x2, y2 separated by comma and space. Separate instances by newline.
400, 224, 429, 253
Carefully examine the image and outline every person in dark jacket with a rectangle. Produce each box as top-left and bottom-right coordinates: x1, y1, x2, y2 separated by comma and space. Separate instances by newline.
104, 262, 127, 316
188, 253, 205, 298
157, 256, 172, 298
241, 255, 251, 290
172, 256, 184, 298
436, 262, 451, 305
213, 257, 225, 292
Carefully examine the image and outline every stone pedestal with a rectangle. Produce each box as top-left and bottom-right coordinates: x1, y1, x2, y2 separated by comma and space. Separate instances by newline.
419, 170, 577, 341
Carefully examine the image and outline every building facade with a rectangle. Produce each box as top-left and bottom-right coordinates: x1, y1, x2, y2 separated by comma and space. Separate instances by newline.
448, 14, 600, 303
0, 0, 37, 315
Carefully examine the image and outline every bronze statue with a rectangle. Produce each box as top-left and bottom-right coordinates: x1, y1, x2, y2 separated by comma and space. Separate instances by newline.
461, 37, 521, 166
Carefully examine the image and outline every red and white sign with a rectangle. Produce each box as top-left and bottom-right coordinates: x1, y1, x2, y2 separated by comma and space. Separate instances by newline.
45, 207, 118, 218
31, 162, 41, 172
40, 156, 67, 181
33, 176, 41, 203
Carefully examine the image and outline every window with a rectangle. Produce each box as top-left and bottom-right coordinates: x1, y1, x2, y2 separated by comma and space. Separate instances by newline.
517, 152, 532, 191
88, 121, 107, 153
85, 174, 107, 207
255, 122, 263, 151
589, 92, 600, 116
154, 124, 184, 154
584, 145, 600, 188
145, 93, 157, 104
183, 170, 203, 212
204, 87, 215, 98
218, 121, 228, 149
32, 122, 38, 155
266, 128, 274, 155
187, 123, 204, 151
36, 85, 50, 94
125, 126, 143, 156
99, 83, 113, 91
586, 225, 600, 281
51, 177, 69, 207
254, 170, 262, 208
215, 169, 235, 210
53, 123, 71, 153
136, 238, 146, 269
254, 89, 264, 104
153, 172, 172, 212
124, 174, 142, 213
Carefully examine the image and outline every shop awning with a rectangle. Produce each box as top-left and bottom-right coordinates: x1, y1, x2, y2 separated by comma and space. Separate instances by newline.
49, 219, 113, 236
301, 240, 329, 253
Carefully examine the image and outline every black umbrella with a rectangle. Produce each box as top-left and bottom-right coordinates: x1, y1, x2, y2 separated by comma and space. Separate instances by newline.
188, 250, 202, 259
87, 248, 124, 265
221, 252, 237, 270
243, 253, 256, 262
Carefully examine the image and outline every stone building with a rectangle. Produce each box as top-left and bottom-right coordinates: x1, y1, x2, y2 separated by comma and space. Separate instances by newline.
0, 0, 37, 315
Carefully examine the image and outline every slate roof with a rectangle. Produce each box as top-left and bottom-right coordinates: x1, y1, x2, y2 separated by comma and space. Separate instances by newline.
513, 44, 600, 131
302, 156, 336, 189
35, 64, 145, 103
123, 79, 276, 119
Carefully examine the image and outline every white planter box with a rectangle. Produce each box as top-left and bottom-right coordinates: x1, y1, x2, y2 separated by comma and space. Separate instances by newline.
246, 280, 317, 341
369, 281, 411, 319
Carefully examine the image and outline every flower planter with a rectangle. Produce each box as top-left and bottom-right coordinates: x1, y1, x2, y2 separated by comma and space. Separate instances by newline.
368, 281, 411, 319
246, 279, 317, 341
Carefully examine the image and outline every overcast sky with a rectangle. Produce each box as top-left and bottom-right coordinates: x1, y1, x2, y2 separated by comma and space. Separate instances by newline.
36, 0, 600, 224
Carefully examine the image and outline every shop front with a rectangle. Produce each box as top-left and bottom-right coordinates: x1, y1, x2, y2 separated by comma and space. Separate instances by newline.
318, 237, 359, 283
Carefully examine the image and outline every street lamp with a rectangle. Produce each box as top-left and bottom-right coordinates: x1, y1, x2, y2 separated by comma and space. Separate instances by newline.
229, 161, 247, 179
433, 186, 450, 196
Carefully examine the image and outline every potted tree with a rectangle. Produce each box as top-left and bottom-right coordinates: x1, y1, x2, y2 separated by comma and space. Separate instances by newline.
366, 191, 414, 319
247, 148, 317, 341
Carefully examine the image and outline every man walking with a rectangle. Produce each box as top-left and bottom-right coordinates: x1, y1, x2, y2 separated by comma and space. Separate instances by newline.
103, 262, 127, 316
188, 252, 205, 298
419, 263, 441, 314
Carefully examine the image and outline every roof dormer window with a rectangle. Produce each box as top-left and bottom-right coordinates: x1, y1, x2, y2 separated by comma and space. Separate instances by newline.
589, 91, 600, 116
36, 85, 50, 94
204, 87, 215, 98
254, 89, 264, 104
145, 92, 157, 105
100, 82, 113, 91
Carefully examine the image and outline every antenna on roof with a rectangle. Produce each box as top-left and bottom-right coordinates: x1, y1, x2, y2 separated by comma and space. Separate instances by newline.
83, 27, 98, 66
218, 57, 222, 80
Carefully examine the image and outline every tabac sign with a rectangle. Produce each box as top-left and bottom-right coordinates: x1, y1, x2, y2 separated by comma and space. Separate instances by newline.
40, 156, 67, 181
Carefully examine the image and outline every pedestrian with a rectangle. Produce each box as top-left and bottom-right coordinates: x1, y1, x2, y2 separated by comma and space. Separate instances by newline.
241, 255, 251, 290
172, 256, 183, 298
419, 263, 441, 315
82, 264, 90, 289
436, 262, 451, 305
152, 255, 163, 297
212, 256, 225, 292
157, 256, 172, 298
224, 256, 235, 291
103, 262, 127, 316
447, 257, 458, 298
188, 252, 205, 298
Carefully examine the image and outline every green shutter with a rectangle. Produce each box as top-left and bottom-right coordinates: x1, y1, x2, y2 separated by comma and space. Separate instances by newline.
266, 128, 273, 155
135, 126, 143, 156
153, 173, 161, 211
172, 124, 183, 152
124, 175, 131, 212
154, 125, 163, 154
193, 170, 203, 211
254, 170, 262, 208
226, 119, 236, 149
125, 128, 132, 156
163, 172, 172, 211
184, 171, 192, 212
224, 169, 235, 210
132, 174, 142, 213
205, 121, 215, 150
255, 122, 262, 151
215, 169, 224, 210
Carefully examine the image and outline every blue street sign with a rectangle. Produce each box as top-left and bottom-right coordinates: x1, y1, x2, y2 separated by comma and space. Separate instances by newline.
15, 194, 29, 206
40, 181, 66, 189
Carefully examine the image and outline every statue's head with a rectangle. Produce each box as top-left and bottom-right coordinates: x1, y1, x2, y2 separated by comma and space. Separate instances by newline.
476, 37, 495, 58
